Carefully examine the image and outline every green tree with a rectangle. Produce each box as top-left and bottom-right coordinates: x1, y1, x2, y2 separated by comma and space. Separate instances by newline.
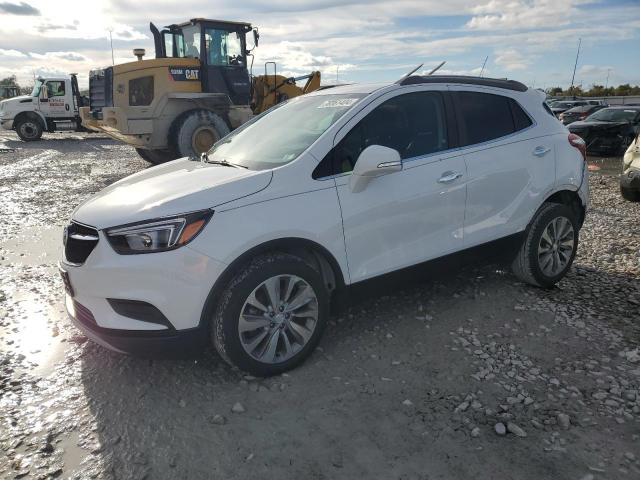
0, 75, 18, 86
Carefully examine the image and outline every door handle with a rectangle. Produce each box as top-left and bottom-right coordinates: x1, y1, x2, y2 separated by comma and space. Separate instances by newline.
533, 146, 551, 157
437, 171, 463, 183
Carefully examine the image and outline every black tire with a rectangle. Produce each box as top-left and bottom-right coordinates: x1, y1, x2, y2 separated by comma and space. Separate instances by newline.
512, 203, 579, 289
135, 147, 178, 165
15, 116, 43, 141
620, 184, 640, 202
171, 110, 230, 158
211, 252, 329, 376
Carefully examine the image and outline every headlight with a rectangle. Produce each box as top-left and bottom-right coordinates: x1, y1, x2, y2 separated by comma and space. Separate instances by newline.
105, 210, 213, 254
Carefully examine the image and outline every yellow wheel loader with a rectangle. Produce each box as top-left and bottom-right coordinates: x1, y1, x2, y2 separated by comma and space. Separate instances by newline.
80, 18, 321, 164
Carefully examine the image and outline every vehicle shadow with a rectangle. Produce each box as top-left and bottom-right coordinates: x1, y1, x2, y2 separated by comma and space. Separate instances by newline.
77, 239, 640, 479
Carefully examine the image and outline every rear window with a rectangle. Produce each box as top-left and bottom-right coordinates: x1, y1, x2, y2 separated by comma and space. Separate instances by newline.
455, 92, 531, 146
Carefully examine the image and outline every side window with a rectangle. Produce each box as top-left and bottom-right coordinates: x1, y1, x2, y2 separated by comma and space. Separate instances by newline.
46, 81, 65, 97
456, 91, 516, 146
510, 99, 533, 131
129, 76, 154, 106
314, 91, 448, 178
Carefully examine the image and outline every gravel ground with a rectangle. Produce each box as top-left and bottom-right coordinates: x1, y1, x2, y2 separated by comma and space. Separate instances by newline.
0, 131, 639, 480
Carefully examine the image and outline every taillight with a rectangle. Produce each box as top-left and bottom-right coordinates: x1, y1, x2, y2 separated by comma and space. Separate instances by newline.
568, 133, 586, 161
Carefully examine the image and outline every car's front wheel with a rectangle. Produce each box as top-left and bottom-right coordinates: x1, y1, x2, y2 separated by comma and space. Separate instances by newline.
211, 253, 328, 376
512, 203, 579, 288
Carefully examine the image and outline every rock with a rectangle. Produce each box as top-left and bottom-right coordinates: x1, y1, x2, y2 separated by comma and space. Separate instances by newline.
624, 452, 636, 461
557, 413, 571, 430
494, 422, 506, 436
455, 401, 469, 412
179, 399, 186, 408
231, 402, 246, 414
507, 422, 527, 437
209, 414, 227, 425
471, 427, 480, 438
592, 392, 607, 400
402, 399, 414, 407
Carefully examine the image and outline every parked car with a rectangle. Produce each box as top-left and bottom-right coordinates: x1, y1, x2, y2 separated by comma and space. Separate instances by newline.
559, 104, 607, 125
568, 106, 640, 156
620, 133, 640, 201
60, 76, 589, 375
551, 100, 589, 116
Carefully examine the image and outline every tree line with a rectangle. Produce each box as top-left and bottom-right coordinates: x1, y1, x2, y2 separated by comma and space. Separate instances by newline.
546, 84, 640, 97
0, 75, 33, 95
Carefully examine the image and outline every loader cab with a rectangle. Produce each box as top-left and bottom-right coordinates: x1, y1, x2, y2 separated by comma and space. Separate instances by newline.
152, 18, 254, 105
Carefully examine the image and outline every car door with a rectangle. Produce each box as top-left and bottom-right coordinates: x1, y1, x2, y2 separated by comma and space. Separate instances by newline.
449, 88, 556, 247
39, 80, 69, 118
315, 88, 467, 283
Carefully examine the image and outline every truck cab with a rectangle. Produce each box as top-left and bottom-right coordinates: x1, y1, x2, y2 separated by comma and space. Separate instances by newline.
0, 74, 88, 141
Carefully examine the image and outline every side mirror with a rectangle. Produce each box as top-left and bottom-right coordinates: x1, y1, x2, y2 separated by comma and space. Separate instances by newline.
349, 145, 402, 193
253, 29, 260, 48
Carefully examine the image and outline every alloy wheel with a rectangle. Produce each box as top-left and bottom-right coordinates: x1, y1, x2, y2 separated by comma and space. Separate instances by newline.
537, 216, 575, 277
238, 274, 319, 364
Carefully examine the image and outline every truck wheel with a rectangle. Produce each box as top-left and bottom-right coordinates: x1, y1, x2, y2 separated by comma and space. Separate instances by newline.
512, 203, 579, 289
135, 148, 178, 165
15, 116, 43, 141
172, 110, 230, 158
620, 185, 640, 202
211, 252, 329, 376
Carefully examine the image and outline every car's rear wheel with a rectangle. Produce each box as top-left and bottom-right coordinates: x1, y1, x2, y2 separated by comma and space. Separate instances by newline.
15, 117, 43, 141
512, 203, 579, 288
620, 184, 640, 202
211, 252, 328, 376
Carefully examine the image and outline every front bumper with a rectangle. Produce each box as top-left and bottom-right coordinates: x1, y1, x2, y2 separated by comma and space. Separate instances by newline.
61, 228, 228, 353
0, 116, 14, 130
620, 167, 640, 191
65, 294, 207, 355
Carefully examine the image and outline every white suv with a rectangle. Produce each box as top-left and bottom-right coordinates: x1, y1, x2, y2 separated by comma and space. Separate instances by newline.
60, 76, 589, 375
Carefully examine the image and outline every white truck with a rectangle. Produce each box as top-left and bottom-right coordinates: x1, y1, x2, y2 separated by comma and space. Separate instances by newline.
0, 74, 89, 141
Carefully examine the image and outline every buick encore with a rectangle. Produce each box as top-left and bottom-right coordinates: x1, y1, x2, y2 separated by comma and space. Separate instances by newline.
60, 76, 589, 376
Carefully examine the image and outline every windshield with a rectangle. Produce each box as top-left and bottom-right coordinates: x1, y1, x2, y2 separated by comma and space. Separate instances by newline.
208, 94, 366, 170
587, 108, 639, 123
31, 80, 44, 97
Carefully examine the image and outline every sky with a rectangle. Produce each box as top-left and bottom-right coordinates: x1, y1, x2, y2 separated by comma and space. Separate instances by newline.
0, 0, 638, 90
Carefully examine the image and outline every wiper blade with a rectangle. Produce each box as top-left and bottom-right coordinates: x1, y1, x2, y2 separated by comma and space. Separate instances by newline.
200, 152, 248, 169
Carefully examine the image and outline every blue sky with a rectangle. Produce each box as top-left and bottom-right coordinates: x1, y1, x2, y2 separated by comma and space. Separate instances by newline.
0, 0, 638, 89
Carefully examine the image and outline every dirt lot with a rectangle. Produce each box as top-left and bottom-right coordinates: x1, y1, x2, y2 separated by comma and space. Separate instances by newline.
1, 131, 639, 480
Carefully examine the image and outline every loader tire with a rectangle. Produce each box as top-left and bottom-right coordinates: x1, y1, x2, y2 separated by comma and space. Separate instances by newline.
171, 110, 230, 158
135, 147, 178, 165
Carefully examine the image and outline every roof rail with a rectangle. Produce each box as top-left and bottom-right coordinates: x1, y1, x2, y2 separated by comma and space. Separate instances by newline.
397, 75, 528, 92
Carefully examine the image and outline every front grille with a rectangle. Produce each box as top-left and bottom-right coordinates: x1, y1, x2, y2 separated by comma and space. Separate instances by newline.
64, 222, 99, 265
89, 67, 113, 115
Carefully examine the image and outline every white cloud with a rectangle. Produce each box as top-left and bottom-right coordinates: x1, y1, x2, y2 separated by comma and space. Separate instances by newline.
29, 51, 89, 62
0, 48, 27, 57
494, 48, 530, 71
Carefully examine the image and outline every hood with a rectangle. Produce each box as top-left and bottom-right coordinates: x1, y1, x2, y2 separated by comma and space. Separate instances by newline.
72, 158, 272, 229
0, 95, 33, 109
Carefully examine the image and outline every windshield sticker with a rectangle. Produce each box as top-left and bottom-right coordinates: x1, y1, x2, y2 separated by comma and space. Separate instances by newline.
317, 98, 359, 108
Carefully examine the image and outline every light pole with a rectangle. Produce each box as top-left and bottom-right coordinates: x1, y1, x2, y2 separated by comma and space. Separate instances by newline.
605, 68, 611, 92
570, 38, 581, 94
108, 28, 114, 66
